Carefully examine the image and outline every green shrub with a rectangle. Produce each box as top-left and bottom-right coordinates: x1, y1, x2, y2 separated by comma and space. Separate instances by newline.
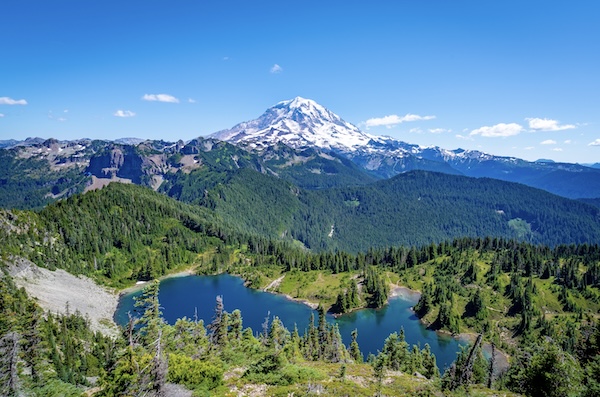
167, 353, 223, 390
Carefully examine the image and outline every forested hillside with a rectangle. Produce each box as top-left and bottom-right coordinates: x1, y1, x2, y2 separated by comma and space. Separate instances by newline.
165, 167, 600, 252
0, 149, 89, 210
1, 183, 236, 286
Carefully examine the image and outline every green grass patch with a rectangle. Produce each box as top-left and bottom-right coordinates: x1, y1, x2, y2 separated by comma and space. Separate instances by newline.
276, 270, 352, 307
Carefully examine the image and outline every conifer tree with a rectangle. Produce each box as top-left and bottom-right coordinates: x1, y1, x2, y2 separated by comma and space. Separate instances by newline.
349, 329, 363, 363
133, 280, 168, 396
414, 282, 433, 316
229, 309, 243, 342
134, 280, 163, 346
382, 330, 409, 371
317, 304, 328, 359
268, 316, 289, 352
422, 343, 440, 379
327, 323, 345, 363
285, 324, 302, 362
304, 312, 319, 360
373, 353, 387, 397
208, 295, 228, 347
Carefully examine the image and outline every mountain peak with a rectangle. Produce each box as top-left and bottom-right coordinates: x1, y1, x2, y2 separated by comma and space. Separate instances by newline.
211, 97, 374, 151
279, 96, 316, 108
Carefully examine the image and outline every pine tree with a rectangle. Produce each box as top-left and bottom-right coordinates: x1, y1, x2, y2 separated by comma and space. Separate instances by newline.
285, 324, 302, 362
21, 300, 44, 383
349, 329, 363, 363
208, 295, 228, 347
414, 282, 432, 316
334, 292, 347, 314
229, 309, 243, 342
327, 323, 345, 363
133, 280, 168, 395
422, 343, 440, 379
348, 279, 359, 308
268, 316, 289, 352
373, 352, 387, 397
382, 330, 409, 371
134, 280, 163, 346
317, 304, 328, 359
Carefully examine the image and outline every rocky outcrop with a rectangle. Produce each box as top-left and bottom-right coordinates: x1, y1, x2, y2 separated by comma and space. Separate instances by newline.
87, 145, 145, 184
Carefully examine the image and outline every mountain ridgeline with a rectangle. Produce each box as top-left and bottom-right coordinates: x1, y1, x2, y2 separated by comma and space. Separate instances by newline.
1, 137, 600, 251
212, 97, 600, 199
1, 97, 599, 253
2, 98, 600, 213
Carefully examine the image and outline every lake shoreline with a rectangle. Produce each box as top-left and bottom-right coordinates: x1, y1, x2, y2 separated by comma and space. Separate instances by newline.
386, 284, 512, 370
116, 270, 510, 371
118, 267, 197, 296
389, 285, 422, 302
115, 272, 466, 367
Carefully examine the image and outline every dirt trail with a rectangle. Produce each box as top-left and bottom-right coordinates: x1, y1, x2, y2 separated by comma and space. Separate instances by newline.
263, 275, 285, 292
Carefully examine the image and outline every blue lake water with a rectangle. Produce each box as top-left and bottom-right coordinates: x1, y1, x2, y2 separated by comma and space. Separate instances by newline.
114, 274, 466, 369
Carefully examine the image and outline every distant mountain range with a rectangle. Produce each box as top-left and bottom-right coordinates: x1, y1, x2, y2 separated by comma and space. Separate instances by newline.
1, 97, 600, 250
3, 97, 599, 199
212, 97, 600, 199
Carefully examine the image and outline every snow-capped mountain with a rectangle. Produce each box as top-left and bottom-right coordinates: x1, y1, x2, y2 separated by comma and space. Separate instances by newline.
211, 96, 501, 161
211, 97, 383, 151
210, 97, 524, 176
210, 97, 600, 199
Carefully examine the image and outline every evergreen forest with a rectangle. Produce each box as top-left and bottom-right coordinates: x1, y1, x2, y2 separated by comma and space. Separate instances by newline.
1, 182, 600, 395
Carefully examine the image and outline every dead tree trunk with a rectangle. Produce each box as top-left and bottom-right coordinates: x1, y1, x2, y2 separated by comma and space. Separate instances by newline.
487, 342, 496, 389
450, 333, 483, 390
151, 328, 167, 397
0, 331, 21, 396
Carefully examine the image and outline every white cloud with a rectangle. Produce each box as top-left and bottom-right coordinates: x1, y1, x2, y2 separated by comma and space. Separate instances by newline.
588, 139, 600, 146
470, 123, 524, 138
142, 94, 180, 103
0, 113, 4, 118
525, 146, 535, 150
429, 128, 451, 134
0, 96, 27, 105
364, 113, 436, 128
270, 64, 283, 73
526, 117, 576, 131
552, 148, 563, 152
114, 110, 136, 118
564, 140, 572, 144
188, 98, 196, 103
540, 139, 557, 145
47, 110, 67, 121
409, 128, 423, 134
455, 134, 473, 141
223, 56, 230, 61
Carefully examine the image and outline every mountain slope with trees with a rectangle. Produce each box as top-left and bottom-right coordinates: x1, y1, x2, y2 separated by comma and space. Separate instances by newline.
165, 167, 600, 252
2, 182, 600, 395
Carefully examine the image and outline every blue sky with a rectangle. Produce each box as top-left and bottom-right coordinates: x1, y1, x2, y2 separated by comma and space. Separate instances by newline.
1, 1, 599, 163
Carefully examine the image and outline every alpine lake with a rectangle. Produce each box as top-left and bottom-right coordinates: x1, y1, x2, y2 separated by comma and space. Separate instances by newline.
115, 274, 466, 370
